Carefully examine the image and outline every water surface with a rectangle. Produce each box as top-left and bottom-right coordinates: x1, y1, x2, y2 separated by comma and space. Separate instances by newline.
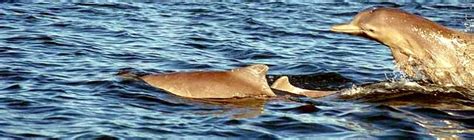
0, 1, 473, 139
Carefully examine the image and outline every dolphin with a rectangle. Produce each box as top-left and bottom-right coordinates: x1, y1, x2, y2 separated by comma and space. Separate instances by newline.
331, 7, 474, 87
119, 64, 336, 99
132, 64, 276, 99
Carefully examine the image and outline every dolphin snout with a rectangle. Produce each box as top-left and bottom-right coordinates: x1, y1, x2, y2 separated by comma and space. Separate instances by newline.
331, 23, 363, 34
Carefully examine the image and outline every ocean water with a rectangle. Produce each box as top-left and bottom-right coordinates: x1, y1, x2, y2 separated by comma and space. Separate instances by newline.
0, 1, 473, 139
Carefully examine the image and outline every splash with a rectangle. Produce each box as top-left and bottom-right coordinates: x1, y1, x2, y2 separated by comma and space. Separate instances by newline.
464, 4, 474, 33
407, 24, 474, 87
340, 68, 474, 101
340, 80, 474, 102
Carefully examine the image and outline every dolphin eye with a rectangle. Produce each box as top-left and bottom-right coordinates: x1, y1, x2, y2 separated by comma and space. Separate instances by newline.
362, 27, 375, 33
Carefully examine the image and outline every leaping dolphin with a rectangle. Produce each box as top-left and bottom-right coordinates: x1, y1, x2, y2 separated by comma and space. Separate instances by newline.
331, 7, 474, 87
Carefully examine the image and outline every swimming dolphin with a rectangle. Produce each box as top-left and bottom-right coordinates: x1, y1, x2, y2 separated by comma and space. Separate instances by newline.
119, 64, 335, 99
331, 7, 474, 87
134, 64, 276, 99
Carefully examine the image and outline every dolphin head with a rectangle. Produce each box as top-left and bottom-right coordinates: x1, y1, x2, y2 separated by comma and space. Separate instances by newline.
330, 7, 432, 80
330, 7, 410, 45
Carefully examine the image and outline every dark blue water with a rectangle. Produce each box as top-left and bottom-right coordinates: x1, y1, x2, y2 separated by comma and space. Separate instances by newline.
1, 2, 473, 139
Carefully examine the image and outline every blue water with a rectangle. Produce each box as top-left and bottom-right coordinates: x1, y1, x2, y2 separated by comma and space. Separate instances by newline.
1, 2, 473, 139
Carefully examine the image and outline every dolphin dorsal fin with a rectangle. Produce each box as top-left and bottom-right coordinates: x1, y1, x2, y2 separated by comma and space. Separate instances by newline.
245, 64, 269, 76
229, 64, 276, 97
232, 64, 269, 77
271, 76, 335, 98
271, 76, 297, 92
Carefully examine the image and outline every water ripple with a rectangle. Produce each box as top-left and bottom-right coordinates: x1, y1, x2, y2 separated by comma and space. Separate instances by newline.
0, 2, 472, 139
